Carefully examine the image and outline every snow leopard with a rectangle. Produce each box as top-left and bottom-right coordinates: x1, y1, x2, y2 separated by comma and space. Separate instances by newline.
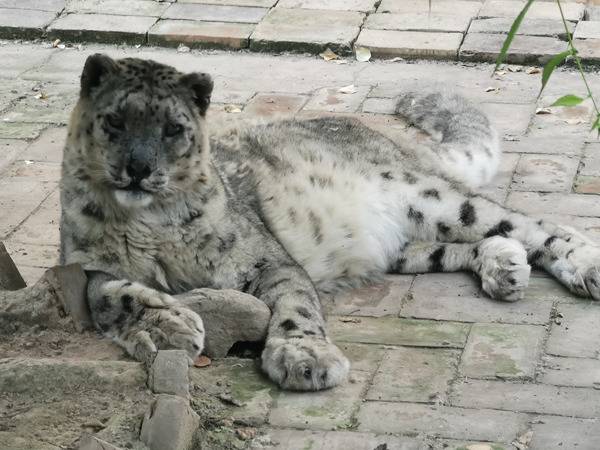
59, 54, 600, 391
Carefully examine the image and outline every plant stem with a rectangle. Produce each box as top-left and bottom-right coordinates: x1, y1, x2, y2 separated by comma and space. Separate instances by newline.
556, 0, 600, 117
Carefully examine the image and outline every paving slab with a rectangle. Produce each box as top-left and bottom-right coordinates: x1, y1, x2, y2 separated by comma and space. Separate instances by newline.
459, 323, 546, 379
355, 29, 463, 60
511, 153, 579, 192
47, 13, 158, 45
357, 402, 527, 442
478, 102, 535, 136
502, 135, 586, 156
378, 0, 481, 16
361, 97, 396, 115
330, 316, 471, 348
1, 85, 78, 125
469, 17, 573, 38
545, 302, 600, 358
329, 274, 412, 317
365, 12, 472, 33
9, 188, 59, 246
250, 8, 364, 53
479, 1, 585, 22
179, 0, 276, 5
507, 191, 600, 217
574, 20, 600, 40
268, 370, 367, 430
366, 347, 460, 403
163, 3, 268, 23
0, 139, 28, 173
450, 379, 600, 419
278, 0, 376, 12
580, 143, 600, 176
243, 93, 307, 117
18, 126, 66, 163
0, 122, 48, 141
148, 20, 254, 49
0, 8, 58, 40
574, 175, 600, 193
337, 342, 385, 373
460, 33, 567, 64
478, 151, 519, 204
540, 355, 600, 388
303, 85, 370, 113
0, 0, 65, 11
571, 38, 600, 65
66, 0, 169, 17
529, 415, 600, 450
262, 429, 425, 450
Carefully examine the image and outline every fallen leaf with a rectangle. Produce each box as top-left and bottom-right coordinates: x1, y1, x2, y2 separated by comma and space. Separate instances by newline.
52, 38, 61, 48
224, 105, 242, 113
526, 67, 541, 74
334, 59, 349, 65
564, 118, 585, 125
535, 107, 552, 114
495, 70, 507, 76
35, 91, 48, 100
218, 393, 244, 407
194, 355, 211, 367
355, 46, 371, 62
319, 48, 339, 61
485, 86, 499, 93
338, 84, 358, 94
339, 317, 361, 323
507, 65, 522, 72
388, 57, 404, 62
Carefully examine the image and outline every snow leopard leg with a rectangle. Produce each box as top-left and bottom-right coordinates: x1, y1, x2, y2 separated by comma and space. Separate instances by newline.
390, 238, 530, 302
396, 90, 500, 189
249, 260, 349, 391
392, 183, 600, 300
87, 271, 205, 366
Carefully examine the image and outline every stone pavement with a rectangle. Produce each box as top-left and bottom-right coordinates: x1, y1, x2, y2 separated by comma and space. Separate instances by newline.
1, 39, 600, 449
4, 0, 600, 64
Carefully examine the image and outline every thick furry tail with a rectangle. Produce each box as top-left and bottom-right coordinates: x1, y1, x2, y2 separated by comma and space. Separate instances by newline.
396, 90, 500, 188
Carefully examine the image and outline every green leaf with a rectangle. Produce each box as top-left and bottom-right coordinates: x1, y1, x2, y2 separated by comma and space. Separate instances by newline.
551, 94, 585, 107
539, 49, 574, 97
494, 0, 536, 73
591, 114, 600, 131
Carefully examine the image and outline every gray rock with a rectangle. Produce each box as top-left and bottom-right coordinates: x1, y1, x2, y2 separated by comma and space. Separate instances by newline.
79, 435, 122, 450
140, 394, 199, 450
0, 241, 26, 290
149, 350, 189, 398
177, 288, 270, 357
47, 264, 91, 332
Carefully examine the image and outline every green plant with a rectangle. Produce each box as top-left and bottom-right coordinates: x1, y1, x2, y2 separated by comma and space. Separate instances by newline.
494, 0, 600, 132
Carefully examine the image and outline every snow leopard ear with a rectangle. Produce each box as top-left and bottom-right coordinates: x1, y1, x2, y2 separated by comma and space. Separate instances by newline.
80, 54, 119, 98
180, 72, 213, 116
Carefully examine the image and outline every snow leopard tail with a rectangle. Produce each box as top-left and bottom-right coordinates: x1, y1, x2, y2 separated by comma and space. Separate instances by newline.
395, 90, 500, 189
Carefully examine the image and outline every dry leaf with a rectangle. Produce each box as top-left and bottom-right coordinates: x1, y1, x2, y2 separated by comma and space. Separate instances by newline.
334, 59, 349, 65
52, 38, 61, 48
339, 317, 361, 323
506, 65, 522, 72
319, 48, 339, 61
535, 107, 552, 114
338, 84, 358, 94
355, 46, 371, 62
35, 91, 48, 100
194, 355, 211, 367
526, 67, 541, 74
485, 86, 499, 93
564, 118, 585, 125
224, 105, 242, 113
495, 70, 507, 76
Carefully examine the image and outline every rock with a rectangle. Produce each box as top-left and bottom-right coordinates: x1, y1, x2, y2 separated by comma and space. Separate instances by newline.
79, 435, 122, 450
149, 350, 189, 398
46, 264, 91, 332
0, 241, 26, 290
177, 289, 270, 357
140, 394, 199, 450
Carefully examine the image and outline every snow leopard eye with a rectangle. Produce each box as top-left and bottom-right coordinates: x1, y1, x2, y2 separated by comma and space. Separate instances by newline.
164, 122, 184, 138
106, 113, 125, 131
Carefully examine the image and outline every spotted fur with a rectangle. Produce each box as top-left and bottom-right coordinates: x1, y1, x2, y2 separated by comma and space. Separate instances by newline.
60, 55, 600, 391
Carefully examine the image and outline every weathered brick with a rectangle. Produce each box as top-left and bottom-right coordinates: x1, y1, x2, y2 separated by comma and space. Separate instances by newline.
574, 20, 600, 40
268, 371, 368, 430
529, 415, 600, 450
378, 0, 481, 17
469, 17, 573, 38
178, 0, 276, 6
451, 379, 600, 419
506, 191, 600, 217
150, 350, 190, 398
540, 355, 600, 388
546, 303, 600, 358
579, 143, 600, 176
243, 93, 307, 117
0, 8, 57, 40
262, 429, 425, 450
479, 1, 584, 22
140, 394, 199, 450
148, 20, 254, 49
47, 13, 158, 45
337, 342, 385, 373
0, 178, 55, 238
0, 0, 65, 11
512, 153, 579, 192
366, 347, 460, 402
6, 188, 60, 246
1, 85, 78, 125
0, 139, 28, 173
303, 85, 370, 113
278, 0, 376, 12
460, 33, 566, 64
571, 38, 600, 65
18, 126, 66, 163
361, 97, 396, 115
330, 316, 470, 348
66, 0, 168, 17
331, 274, 412, 317
574, 175, 600, 193
250, 8, 364, 53
357, 402, 527, 442
459, 323, 546, 379
365, 12, 472, 33
355, 29, 463, 60
163, 3, 267, 23
502, 135, 586, 156
482, 102, 536, 136
0, 45, 56, 79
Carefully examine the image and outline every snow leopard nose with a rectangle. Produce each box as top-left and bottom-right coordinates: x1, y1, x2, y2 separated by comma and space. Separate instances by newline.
126, 160, 152, 184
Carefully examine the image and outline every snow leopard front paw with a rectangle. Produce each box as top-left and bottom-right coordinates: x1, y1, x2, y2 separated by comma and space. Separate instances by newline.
261, 337, 350, 391
95, 281, 205, 365
475, 236, 530, 302
549, 245, 600, 300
